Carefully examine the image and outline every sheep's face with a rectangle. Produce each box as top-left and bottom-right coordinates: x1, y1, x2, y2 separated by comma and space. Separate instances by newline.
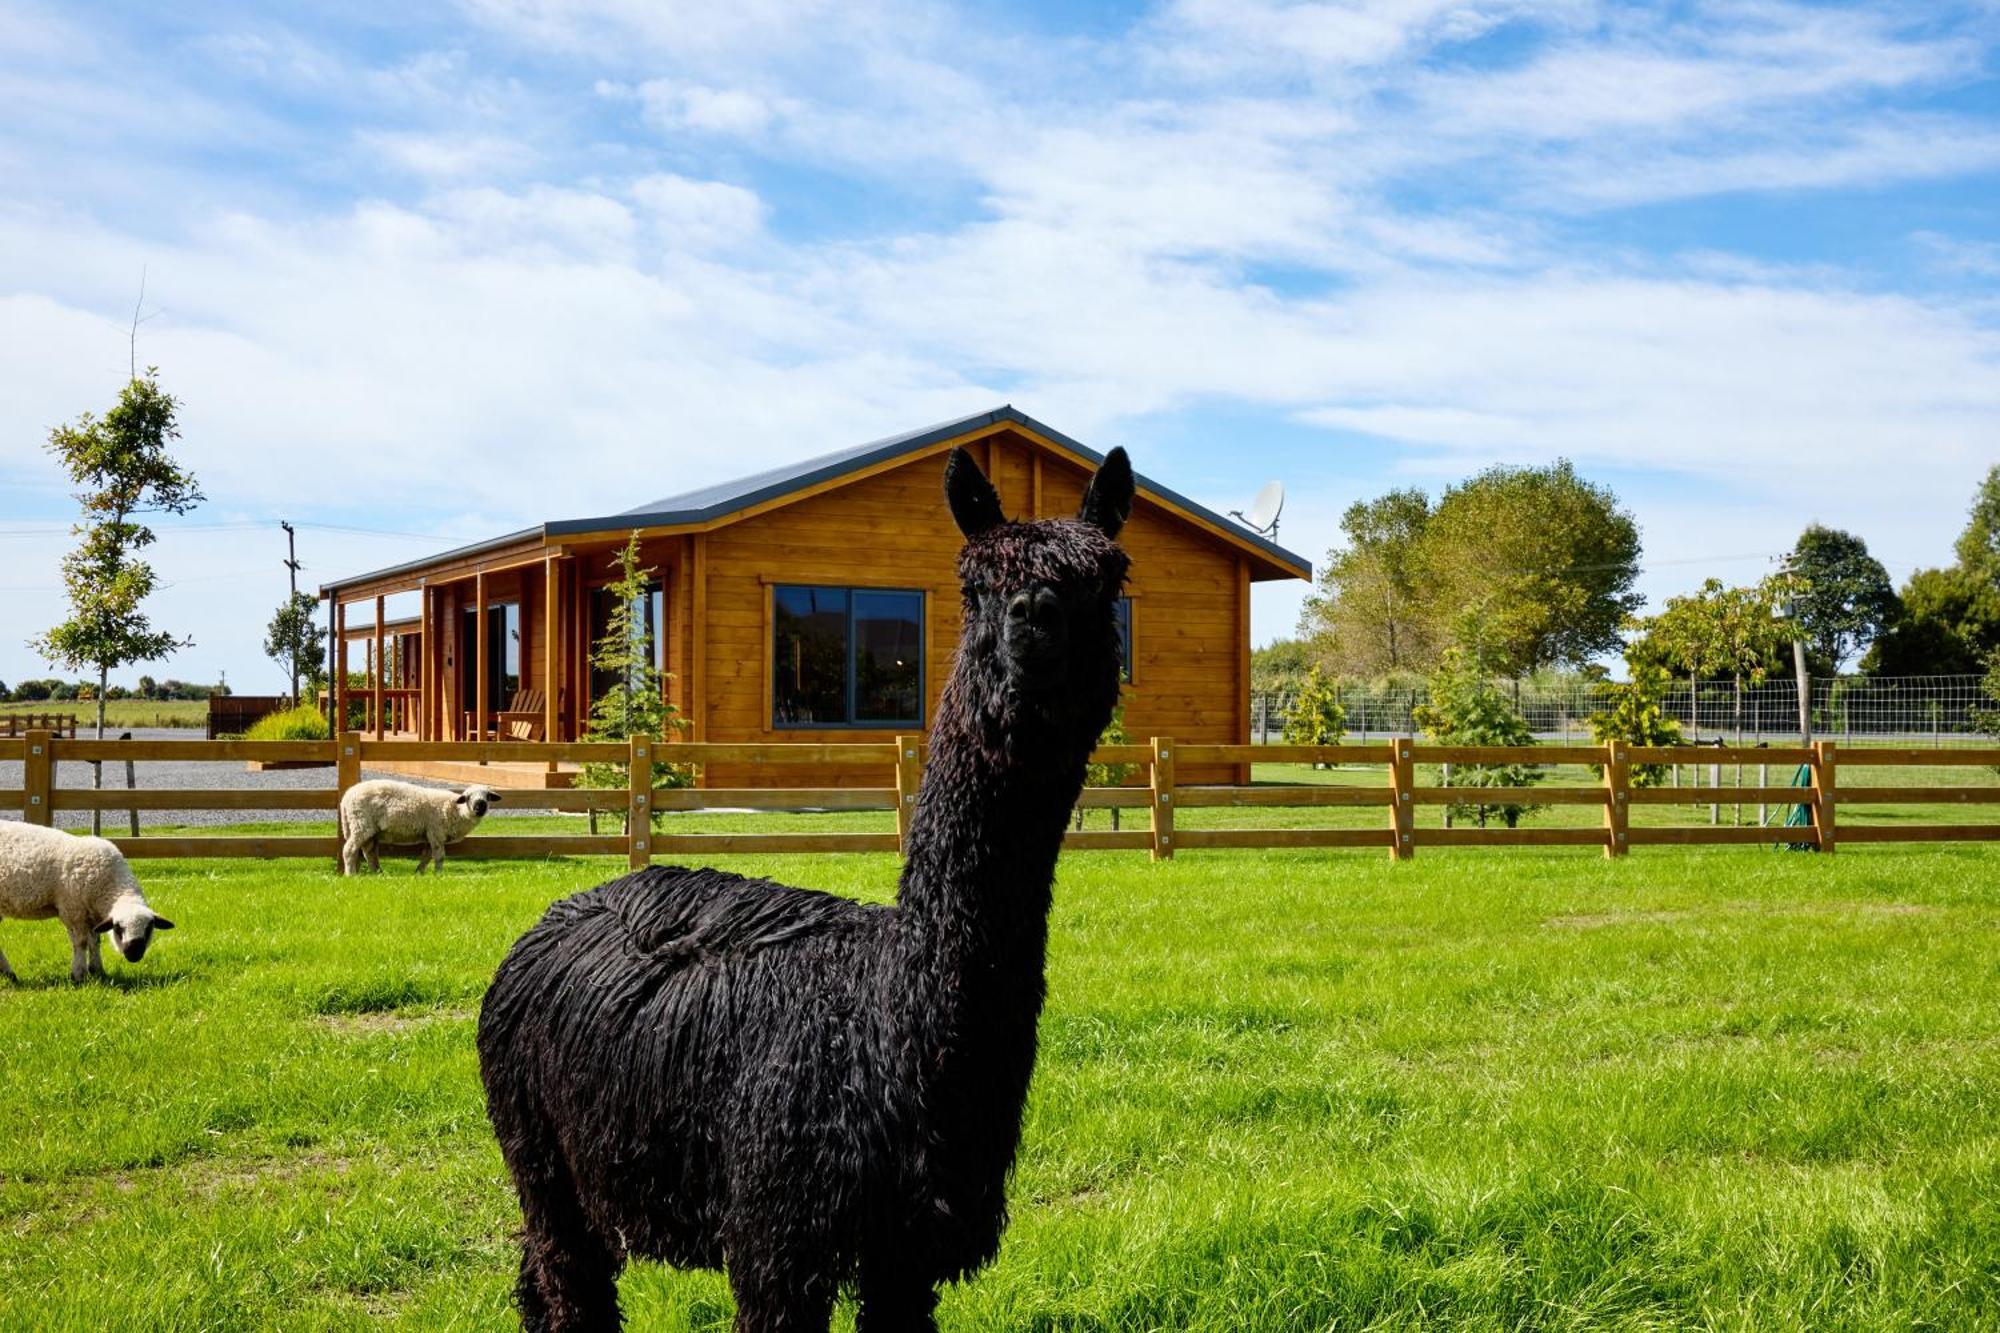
946, 445, 1132, 751
95, 903, 175, 963
457, 785, 502, 820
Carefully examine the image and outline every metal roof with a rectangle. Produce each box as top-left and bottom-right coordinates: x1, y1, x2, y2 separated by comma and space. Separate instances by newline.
324, 405, 1309, 593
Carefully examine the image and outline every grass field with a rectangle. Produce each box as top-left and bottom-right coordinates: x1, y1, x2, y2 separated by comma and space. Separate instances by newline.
0, 699, 208, 729
1, 838, 1997, 1331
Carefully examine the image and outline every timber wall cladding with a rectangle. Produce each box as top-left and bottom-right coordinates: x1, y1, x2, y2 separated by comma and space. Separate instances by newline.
696, 434, 1247, 787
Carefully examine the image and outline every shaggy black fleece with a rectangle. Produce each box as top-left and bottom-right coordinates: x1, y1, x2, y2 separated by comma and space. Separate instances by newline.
479, 444, 1135, 1332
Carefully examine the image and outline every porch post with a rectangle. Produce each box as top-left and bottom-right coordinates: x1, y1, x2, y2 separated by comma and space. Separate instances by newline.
544, 555, 560, 742
334, 599, 348, 736
372, 594, 385, 741
474, 570, 489, 744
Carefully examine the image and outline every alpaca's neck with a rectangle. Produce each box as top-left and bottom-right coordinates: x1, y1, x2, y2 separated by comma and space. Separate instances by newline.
891, 705, 1089, 1059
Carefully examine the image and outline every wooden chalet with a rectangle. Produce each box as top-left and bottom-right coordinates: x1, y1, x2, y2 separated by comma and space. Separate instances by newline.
319, 406, 1310, 787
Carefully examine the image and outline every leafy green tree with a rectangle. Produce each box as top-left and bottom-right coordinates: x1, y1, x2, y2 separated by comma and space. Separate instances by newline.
264, 591, 328, 706
136, 674, 157, 699
1281, 666, 1346, 767
1300, 489, 1435, 676
576, 534, 691, 823
1588, 661, 1682, 787
1420, 460, 1642, 675
1954, 464, 2000, 580
1972, 648, 2000, 750
1863, 565, 2000, 675
30, 370, 201, 831
1412, 646, 1543, 828
1630, 578, 1788, 737
1787, 525, 1897, 673
1250, 638, 1316, 694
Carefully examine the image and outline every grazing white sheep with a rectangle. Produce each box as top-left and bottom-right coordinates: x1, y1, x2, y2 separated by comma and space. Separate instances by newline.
339, 780, 501, 876
0, 821, 175, 984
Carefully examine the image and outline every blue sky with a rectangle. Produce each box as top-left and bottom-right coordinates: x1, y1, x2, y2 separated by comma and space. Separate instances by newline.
1, 0, 1997, 692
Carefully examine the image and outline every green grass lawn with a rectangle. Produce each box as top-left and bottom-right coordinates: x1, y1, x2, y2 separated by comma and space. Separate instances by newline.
2, 839, 1997, 1330
0, 699, 209, 729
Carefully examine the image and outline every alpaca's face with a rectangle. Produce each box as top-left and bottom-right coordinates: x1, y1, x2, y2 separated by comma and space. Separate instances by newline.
945, 446, 1134, 745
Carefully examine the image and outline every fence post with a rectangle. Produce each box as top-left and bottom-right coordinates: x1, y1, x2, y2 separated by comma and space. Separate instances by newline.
629, 734, 653, 870
1812, 740, 1838, 854
121, 731, 138, 838
1389, 736, 1414, 861
1602, 739, 1628, 858
23, 729, 52, 828
335, 731, 361, 869
1149, 736, 1175, 861
894, 734, 922, 852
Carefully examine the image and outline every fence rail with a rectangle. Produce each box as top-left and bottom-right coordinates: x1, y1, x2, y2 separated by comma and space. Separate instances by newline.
4, 731, 1998, 864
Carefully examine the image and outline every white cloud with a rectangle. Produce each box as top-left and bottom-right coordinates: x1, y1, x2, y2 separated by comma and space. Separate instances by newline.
629, 173, 765, 250
631, 78, 786, 136
360, 129, 539, 180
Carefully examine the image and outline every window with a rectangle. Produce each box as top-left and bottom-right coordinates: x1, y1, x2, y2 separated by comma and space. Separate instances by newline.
589, 582, 664, 702
460, 603, 520, 707
773, 585, 923, 728
1114, 597, 1133, 682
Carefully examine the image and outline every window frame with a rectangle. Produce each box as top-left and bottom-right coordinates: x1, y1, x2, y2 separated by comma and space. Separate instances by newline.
770, 583, 926, 731
1114, 595, 1134, 683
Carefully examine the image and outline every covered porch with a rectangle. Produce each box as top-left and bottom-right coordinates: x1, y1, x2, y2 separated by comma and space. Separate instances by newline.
327, 535, 698, 789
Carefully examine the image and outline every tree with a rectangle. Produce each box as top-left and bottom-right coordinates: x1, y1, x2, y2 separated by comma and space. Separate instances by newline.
1629, 578, 1788, 738
1587, 661, 1682, 787
30, 370, 201, 832
264, 591, 328, 706
1954, 464, 2000, 580
1419, 460, 1642, 675
1250, 638, 1316, 694
136, 674, 157, 699
1299, 489, 1435, 676
1787, 525, 1897, 673
1863, 565, 2000, 675
1281, 666, 1346, 767
1412, 646, 1543, 827
576, 534, 691, 824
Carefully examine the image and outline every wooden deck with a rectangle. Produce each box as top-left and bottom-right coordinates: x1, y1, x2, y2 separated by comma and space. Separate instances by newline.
253, 731, 580, 788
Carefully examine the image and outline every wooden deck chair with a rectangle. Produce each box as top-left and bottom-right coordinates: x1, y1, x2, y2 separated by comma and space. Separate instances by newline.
495, 687, 547, 742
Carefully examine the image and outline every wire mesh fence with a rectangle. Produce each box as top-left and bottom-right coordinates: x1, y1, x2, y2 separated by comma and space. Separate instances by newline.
1252, 674, 1993, 746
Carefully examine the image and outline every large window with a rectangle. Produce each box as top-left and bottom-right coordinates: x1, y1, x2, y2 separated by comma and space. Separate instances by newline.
774, 585, 923, 728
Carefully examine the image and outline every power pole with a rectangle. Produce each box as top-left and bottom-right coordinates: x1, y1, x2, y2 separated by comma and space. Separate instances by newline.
281, 522, 303, 704
281, 521, 301, 598
1780, 555, 1811, 746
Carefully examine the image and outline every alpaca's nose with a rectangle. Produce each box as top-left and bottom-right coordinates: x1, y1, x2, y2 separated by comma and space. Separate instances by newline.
1006, 587, 1061, 630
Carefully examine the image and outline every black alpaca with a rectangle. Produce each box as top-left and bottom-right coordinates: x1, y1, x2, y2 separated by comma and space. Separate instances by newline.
478, 445, 1135, 1331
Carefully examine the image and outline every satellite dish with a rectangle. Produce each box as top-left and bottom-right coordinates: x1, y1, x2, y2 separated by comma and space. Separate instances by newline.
1230, 481, 1284, 538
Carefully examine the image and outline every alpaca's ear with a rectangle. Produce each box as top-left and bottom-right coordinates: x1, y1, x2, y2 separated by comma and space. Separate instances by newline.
944, 447, 1004, 538
1079, 447, 1134, 539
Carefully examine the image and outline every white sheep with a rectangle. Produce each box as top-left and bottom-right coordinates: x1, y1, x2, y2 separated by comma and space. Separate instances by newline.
0, 821, 175, 984
339, 780, 501, 876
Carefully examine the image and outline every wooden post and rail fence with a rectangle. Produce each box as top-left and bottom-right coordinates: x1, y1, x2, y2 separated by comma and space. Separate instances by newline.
4, 731, 1999, 864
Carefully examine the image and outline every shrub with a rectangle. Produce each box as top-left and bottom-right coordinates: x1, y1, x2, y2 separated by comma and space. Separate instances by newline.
1281, 667, 1346, 767
1079, 703, 1136, 830
1412, 647, 1543, 828
1588, 662, 1682, 787
245, 705, 331, 742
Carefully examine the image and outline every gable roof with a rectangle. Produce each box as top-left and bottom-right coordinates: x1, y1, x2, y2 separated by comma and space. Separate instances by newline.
323, 405, 1309, 593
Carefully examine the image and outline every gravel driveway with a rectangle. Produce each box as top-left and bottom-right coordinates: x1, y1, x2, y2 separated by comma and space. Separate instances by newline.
0, 729, 545, 829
